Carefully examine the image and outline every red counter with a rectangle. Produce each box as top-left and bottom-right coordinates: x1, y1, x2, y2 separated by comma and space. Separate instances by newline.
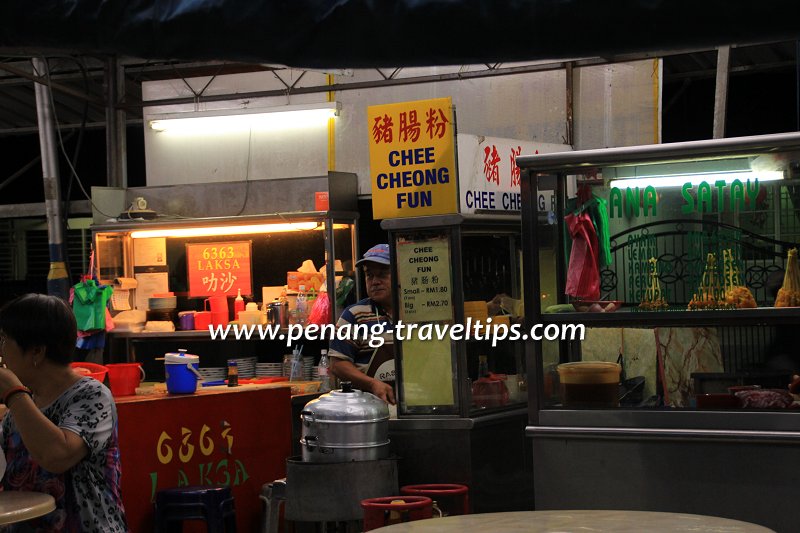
116, 385, 292, 532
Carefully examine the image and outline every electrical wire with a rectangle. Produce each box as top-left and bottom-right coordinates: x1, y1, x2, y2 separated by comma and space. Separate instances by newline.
35, 55, 115, 219
58, 56, 90, 228
234, 127, 253, 216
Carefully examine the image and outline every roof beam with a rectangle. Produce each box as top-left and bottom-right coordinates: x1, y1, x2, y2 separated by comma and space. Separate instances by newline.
0, 63, 103, 105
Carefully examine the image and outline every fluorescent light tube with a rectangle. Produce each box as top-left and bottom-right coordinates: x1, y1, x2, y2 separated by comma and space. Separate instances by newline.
129, 222, 351, 239
130, 222, 320, 239
148, 102, 340, 134
608, 170, 784, 189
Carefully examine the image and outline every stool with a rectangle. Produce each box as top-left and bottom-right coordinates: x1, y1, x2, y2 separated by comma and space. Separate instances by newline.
400, 484, 470, 516
259, 480, 286, 533
155, 485, 237, 533
360, 496, 433, 531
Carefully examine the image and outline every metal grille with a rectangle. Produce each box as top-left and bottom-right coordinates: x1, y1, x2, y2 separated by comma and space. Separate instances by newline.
719, 326, 777, 373
0, 220, 14, 281
25, 228, 91, 280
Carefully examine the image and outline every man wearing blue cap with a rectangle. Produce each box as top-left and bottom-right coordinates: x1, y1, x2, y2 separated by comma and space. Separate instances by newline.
329, 244, 396, 404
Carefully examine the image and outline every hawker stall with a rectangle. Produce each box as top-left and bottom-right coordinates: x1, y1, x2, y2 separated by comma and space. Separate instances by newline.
518, 132, 800, 533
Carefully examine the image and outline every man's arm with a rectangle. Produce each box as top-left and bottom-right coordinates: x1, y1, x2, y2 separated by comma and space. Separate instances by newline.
330, 358, 396, 405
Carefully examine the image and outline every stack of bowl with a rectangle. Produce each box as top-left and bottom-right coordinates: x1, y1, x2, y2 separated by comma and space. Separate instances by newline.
147, 295, 178, 324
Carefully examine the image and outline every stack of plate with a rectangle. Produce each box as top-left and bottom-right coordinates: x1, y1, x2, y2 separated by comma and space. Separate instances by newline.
229, 357, 256, 378
303, 356, 314, 380
198, 367, 226, 382
311, 366, 321, 380
148, 296, 177, 311
256, 362, 283, 377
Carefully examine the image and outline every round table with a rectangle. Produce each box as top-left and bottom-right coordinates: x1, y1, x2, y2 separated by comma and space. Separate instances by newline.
0, 491, 56, 525
369, 510, 775, 532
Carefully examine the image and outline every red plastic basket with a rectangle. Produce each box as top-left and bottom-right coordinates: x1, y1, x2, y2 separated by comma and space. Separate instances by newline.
71, 362, 108, 382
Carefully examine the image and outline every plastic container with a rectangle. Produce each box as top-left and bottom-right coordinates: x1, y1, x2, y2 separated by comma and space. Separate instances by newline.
71, 362, 108, 382
238, 302, 261, 325
178, 311, 195, 330
106, 362, 146, 397
194, 311, 212, 330
165, 349, 203, 394
557, 362, 621, 408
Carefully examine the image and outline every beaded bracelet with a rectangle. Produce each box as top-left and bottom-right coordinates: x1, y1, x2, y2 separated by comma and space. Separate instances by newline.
3, 385, 32, 406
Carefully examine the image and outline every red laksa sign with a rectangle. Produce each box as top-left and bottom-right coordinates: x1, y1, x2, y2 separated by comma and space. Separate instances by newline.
186, 241, 252, 297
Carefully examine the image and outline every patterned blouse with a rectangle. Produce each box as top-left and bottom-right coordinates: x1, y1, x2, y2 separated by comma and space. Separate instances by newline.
1, 377, 128, 532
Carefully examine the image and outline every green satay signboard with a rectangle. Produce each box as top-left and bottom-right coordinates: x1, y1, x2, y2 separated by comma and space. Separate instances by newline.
608, 178, 761, 218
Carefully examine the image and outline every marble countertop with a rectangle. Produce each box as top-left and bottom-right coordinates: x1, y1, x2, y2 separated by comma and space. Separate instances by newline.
371, 510, 775, 532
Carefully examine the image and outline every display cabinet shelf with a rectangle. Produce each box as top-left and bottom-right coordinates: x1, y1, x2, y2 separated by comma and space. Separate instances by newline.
539, 307, 800, 327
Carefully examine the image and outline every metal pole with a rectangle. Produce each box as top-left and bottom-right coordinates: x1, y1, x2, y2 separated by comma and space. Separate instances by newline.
105, 55, 127, 188
565, 62, 574, 146
32, 57, 70, 299
713, 45, 731, 139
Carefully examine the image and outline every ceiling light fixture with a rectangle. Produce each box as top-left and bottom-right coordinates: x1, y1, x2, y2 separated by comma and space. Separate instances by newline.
148, 102, 340, 134
608, 170, 784, 189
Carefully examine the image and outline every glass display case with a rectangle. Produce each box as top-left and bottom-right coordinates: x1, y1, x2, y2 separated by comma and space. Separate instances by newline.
93, 211, 359, 373
382, 214, 534, 513
94, 211, 359, 324
516, 132, 800, 533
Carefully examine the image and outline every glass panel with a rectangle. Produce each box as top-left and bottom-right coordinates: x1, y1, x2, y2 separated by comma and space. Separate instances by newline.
539, 172, 797, 411
95, 232, 127, 283
395, 229, 459, 415
463, 234, 528, 415
329, 220, 357, 320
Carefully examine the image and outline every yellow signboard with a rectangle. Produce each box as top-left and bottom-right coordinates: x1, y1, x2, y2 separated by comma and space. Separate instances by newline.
396, 235, 453, 323
368, 97, 458, 219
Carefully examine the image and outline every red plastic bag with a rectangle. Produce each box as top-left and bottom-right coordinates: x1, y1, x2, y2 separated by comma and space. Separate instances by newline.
565, 212, 600, 300
307, 292, 331, 325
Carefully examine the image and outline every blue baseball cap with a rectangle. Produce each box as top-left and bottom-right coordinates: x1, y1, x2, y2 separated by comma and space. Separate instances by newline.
356, 244, 391, 267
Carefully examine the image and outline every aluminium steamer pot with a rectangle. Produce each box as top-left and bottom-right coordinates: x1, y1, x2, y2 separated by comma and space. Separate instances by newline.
300, 382, 390, 462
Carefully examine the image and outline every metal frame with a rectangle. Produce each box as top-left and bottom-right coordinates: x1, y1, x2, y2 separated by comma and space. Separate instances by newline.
382, 214, 525, 419
519, 131, 800, 432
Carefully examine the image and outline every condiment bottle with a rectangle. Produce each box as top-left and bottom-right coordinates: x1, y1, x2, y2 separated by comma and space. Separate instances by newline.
234, 289, 245, 320
227, 360, 239, 387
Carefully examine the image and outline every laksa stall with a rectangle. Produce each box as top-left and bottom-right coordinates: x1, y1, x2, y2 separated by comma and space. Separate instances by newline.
89, 173, 361, 531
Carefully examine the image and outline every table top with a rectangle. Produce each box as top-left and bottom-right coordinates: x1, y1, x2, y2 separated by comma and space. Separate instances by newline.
370, 510, 775, 532
0, 491, 56, 526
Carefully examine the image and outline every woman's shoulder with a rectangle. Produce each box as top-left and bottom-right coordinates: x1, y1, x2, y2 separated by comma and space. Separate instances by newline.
64, 376, 114, 403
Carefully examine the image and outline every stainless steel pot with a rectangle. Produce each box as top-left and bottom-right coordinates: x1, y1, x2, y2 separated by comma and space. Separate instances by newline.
266, 299, 289, 328
300, 382, 390, 462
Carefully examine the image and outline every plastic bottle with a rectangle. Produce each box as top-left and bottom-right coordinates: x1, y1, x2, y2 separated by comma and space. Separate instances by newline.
227, 360, 239, 387
318, 349, 331, 392
234, 288, 245, 320
295, 285, 308, 326
478, 355, 489, 378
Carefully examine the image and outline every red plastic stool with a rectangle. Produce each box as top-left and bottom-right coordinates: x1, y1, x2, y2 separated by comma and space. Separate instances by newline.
400, 484, 470, 516
361, 496, 433, 531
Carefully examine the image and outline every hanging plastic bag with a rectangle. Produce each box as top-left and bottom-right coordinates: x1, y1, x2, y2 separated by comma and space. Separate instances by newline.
307, 292, 331, 325
565, 212, 600, 300
72, 279, 113, 331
